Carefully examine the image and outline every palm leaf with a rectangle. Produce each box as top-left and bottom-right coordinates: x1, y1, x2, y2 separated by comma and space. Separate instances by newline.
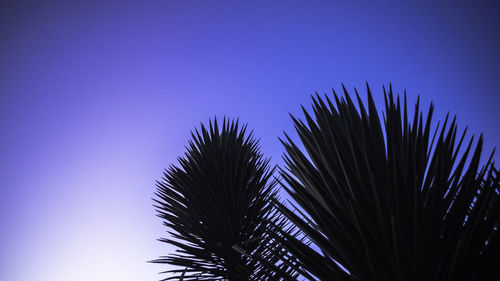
276, 84, 500, 280
153, 118, 284, 280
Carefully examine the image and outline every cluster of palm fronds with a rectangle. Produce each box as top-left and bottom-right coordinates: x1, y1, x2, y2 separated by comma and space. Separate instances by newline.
153, 84, 499, 280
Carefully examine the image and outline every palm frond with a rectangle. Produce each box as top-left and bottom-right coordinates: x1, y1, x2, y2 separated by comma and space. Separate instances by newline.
153, 118, 283, 280
276, 84, 500, 280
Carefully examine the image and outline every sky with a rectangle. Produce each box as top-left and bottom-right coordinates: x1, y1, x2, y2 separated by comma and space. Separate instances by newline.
1, 1, 499, 280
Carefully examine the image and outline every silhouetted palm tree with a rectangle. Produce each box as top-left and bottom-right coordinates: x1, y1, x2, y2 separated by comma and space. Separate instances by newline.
153, 118, 297, 280
272, 84, 500, 280
153, 85, 499, 281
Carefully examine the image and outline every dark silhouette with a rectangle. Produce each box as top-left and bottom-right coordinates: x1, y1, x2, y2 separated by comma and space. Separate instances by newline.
271, 84, 500, 280
153, 118, 298, 280
154, 85, 500, 280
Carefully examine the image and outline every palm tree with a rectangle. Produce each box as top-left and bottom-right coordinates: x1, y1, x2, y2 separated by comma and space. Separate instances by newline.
272, 84, 500, 280
153, 85, 499, 280
153, 118, 296, 280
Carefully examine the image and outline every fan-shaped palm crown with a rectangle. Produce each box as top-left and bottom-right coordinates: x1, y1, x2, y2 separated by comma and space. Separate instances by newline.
153, 118, 281, 280
274, 84, 499, 280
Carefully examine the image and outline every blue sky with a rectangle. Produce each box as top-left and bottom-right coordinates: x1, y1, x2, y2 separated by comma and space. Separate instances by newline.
1, 1, 499, 280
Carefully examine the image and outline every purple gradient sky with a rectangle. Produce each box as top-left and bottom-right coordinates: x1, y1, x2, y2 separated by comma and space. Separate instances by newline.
1, 1, 499, 280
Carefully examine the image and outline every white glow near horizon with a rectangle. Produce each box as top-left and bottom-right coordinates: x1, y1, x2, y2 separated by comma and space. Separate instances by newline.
13, 211, 175, 281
